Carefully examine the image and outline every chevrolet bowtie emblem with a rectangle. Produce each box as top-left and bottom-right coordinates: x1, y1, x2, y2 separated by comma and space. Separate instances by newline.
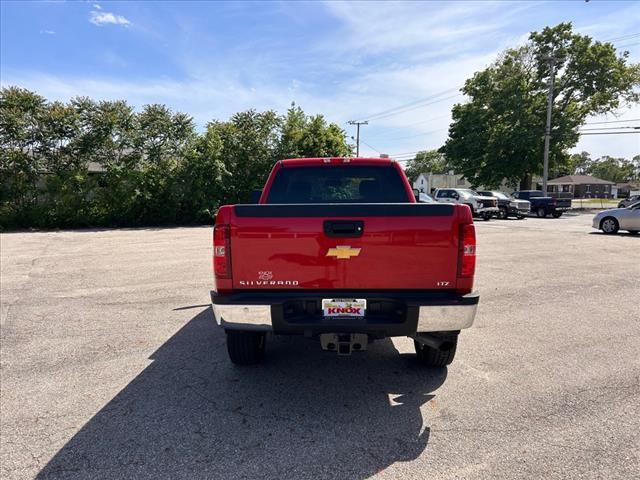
326, 246, 361, 259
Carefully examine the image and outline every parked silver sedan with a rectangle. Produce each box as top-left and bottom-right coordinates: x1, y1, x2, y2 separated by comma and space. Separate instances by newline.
592, 201, 640, 234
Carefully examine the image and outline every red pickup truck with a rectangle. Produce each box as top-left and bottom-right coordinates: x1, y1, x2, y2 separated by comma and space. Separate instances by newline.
211, 157, 479, 366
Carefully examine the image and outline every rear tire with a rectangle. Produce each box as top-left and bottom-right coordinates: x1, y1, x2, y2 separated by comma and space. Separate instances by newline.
414, 334, 458, 367
226, 330, 266, 365
497, 207, 508, 219
536, 207, 547, 218
600, 217, 619, 234
481, 213, 491, 221
552, 211, 563, 218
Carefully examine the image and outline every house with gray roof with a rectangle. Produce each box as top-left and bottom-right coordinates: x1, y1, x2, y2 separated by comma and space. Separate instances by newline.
546, 175, 615, 198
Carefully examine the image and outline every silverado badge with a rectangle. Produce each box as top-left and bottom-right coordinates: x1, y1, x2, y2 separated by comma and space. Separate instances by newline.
326, 246, 361, 260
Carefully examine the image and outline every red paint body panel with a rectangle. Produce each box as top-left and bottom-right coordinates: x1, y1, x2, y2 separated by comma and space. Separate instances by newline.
214, 158, 475, 294
229, 214, 463, 290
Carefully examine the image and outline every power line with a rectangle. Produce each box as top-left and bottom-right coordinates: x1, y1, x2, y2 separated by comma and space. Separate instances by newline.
392, 150, 421, 156
368, 114, 451, 139
386, 150, 421, 158
357, 87, 458, 121
373, 128, 449, 144
364, 93, 462, 123
578, 126, 639, 131
584, 118, 639, 125
354, 33, 637, 125
615, 42, 639, 49
579, 131, 640, 136
354, 88, 461, 122
359, 139, 381, 154
603, 32, 640, 42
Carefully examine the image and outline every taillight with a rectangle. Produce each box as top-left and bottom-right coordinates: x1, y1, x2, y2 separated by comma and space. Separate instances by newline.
213, 224, 231, 278
458, 223, 476, 278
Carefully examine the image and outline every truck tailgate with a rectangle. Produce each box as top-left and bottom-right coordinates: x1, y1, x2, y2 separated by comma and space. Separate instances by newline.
228, 203, 464, 290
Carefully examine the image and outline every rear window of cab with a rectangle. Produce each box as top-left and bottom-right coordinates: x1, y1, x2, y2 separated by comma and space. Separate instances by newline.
265, 165, 409, 204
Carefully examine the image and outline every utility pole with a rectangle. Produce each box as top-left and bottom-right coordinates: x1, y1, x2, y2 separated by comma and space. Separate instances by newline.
542, 57, 556, 196
348, 120, 368, 157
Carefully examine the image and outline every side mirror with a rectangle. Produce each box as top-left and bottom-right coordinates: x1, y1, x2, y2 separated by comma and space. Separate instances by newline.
452, 193, 460, 200
413, 188, 420, 201
250, 189, 262, 204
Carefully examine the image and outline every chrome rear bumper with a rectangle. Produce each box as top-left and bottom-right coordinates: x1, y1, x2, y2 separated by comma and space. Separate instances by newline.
416, 301, 478, 331
212, 291, 478, 334
212, 304, 273, 331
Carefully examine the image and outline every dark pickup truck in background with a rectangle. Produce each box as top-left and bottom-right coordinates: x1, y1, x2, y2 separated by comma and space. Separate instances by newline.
512, 190, 571, 218
212, 157, 479, 367
477, 190, 530, 219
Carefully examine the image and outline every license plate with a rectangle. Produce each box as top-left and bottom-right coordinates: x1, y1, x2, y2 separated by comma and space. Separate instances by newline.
322, 299, 366, 318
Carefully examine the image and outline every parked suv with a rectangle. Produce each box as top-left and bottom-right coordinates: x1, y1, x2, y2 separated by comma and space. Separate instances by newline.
433, 188, 499, 221
477, 190, 530, 219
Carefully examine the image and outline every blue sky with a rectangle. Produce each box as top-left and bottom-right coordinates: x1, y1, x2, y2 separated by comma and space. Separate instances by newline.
1, 1, 638, 160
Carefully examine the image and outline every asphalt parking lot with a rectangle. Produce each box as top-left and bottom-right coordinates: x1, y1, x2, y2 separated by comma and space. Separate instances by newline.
1, 212, 639, 480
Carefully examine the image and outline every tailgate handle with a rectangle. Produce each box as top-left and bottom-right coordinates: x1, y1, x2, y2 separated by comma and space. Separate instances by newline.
324, 220, 364, 238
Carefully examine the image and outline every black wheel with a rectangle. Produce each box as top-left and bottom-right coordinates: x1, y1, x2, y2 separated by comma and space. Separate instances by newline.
600, 217, 619, 234
481, 213, 491, 221
497, 207, 508, 219
552, 211, 563, 218
517, 214, 525, 220
414, 334, 458, 367
536, 207, 547, 218
226, 330, 266, 365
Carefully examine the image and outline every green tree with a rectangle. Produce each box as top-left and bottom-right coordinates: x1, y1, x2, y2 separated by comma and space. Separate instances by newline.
442, 23, 640, 189
585, 156, 635, 183
0, 87, 47, 223
129, 104, 196, 224
566, 150, 591, 176
1, 87, 353, 228
209, 109, 282, 205
210, 105, 352, 206
549, 150, 591, 177
277, 104, 353, 159
76, 98, 137, 224
277, 104, 307, 159
404, 150, 450, 182
175, 124, 227, 223
38, 100, 87, 226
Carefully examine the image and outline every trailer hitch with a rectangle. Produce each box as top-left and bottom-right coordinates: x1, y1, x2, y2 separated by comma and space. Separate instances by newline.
320, 333, 368, 355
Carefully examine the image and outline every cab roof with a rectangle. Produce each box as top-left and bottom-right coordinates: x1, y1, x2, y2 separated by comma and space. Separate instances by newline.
279, 157, 395, 167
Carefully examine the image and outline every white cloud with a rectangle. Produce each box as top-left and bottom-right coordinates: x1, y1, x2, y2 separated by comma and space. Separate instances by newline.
321, 1, 524, 55
39, 30, 56, 35
93, 4, 102, 10
89, 10, 131, 27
